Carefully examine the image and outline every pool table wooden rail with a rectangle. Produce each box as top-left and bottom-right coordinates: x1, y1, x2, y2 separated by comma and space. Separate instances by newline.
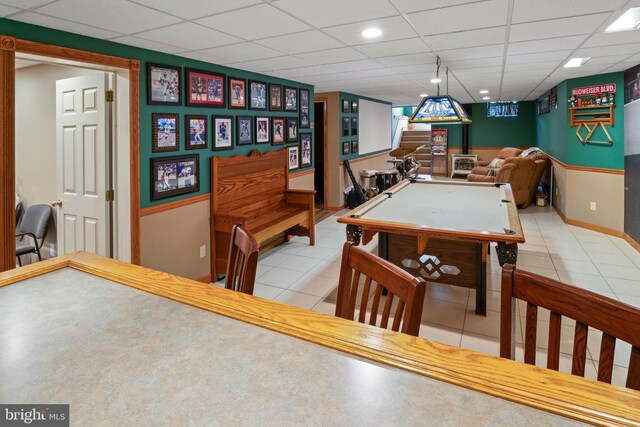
1, 253, 639, 426
338, 180, 525, 250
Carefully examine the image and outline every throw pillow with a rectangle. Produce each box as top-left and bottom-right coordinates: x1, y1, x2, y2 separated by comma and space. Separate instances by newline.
520, 147, 542, 157
488, 158, 504, 169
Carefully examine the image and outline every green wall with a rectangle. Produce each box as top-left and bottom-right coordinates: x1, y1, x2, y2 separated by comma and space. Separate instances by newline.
1, 18, 314, 208
339, 92, 391, 161
432, 101, 536, 150
537, 72, 624, 169
469, 101, 537, 148
537, 81, 568, 162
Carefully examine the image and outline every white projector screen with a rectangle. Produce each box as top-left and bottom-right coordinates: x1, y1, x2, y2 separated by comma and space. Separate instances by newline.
359, 99, 392, 155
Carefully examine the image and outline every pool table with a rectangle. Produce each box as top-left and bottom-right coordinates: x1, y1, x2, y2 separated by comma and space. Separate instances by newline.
2, 254, 639, 425
338, 178, 525, 315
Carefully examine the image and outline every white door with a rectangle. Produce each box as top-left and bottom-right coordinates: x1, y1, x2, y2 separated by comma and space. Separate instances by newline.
55, 73, 112, 256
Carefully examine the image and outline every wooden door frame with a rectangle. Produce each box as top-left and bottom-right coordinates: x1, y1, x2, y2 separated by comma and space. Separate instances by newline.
0, 35, 140, 271
314, 97, 328, 208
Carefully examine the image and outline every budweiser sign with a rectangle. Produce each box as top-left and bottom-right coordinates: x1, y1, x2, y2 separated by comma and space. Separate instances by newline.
572, 83, 616, 97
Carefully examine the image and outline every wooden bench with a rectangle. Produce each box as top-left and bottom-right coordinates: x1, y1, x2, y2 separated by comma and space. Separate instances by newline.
211, 149, 315, 279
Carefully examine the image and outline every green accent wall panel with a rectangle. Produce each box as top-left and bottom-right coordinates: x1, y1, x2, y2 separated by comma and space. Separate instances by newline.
537, 81, 568, 162
469, 101, 537, 148
2, 17, 314, 208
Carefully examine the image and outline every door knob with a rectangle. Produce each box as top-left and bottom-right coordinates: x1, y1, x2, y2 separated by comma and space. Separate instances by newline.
51, 200, 63, 207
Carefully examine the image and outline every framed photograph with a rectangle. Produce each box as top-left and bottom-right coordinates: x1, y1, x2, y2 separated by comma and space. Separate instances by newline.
342, 141, 350, 155
212, 115, 233, 151
269, 84, 283, 111
249, 80, 267, 110
255, 116, 270, 144
299, 88, 310, 128
351, 100, 358, 113
228, 77, 246, 109
147, 63, 180, 105
288, 145, 299, 170
286, 117, 299, 143
272, 118, 285, 145
284, 87, 298, 111
351, 117, 358, 136
300, 133, 311, 167
342, 99, 349, 113
236, 116, 253, 146
185, 68, 225, 107
342, 117, 350, 136
151, 155, 199, 201
351, 140, 359, 154
185, 115, 207, 150
152, 113, 179, 152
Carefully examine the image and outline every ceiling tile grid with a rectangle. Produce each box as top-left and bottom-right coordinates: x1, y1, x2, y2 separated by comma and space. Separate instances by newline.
2, 0, 639, 105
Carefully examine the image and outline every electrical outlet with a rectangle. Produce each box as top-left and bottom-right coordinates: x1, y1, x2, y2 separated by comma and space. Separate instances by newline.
199, 245, 206, 258
590, 202, 597, 211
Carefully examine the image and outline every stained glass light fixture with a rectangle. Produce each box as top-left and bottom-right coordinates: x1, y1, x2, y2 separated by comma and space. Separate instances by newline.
410, 58, 471, 124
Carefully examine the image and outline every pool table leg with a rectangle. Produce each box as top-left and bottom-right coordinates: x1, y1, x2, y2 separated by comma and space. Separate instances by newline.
476, 244, 486, 316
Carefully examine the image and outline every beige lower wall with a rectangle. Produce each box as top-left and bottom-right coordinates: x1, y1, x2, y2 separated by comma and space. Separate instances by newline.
330, 152, 390, 209
140, 199, 211, 281
551, 160, 624, 233
289, 170, 315, 190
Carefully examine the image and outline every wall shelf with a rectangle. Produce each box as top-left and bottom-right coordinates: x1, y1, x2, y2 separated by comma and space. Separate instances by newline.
569, 105, 615, 145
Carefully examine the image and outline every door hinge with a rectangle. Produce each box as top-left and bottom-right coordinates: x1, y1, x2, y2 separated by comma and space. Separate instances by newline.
105, 90, 114, 102
106, 189, 115, 202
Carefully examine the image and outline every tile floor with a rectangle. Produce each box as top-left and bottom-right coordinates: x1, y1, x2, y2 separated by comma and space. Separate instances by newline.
215, 205, 640, 388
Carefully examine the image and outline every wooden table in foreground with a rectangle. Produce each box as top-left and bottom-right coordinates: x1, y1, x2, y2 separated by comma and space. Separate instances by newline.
1, 253, 638, 426
338, 178, 525, 315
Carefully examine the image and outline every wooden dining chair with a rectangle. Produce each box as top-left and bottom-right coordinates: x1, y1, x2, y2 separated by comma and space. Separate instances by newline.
335, 241, 427, 336
500, 263, 640, 390
225, 224, 259, 295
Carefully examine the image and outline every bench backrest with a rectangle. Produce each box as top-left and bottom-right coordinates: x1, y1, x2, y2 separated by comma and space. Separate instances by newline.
212, 149, 290, 215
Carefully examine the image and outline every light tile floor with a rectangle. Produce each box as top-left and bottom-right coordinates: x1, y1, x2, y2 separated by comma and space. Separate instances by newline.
216, 205, 640, 388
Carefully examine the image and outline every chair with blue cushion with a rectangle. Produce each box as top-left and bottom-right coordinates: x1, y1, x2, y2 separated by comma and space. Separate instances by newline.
16, 204, 52, 267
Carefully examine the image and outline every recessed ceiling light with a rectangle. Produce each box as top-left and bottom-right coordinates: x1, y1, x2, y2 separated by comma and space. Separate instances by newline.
606, 7, 640, 32
419, 93, 428, 97
361, 28, 382, 38
564, 57, 591, 68
483, 96, 491, 100
479, 90, 489, 94
430, 78, 441, 83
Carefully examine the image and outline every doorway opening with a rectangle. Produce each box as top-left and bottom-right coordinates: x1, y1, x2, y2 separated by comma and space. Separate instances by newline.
14, 53, 131, 266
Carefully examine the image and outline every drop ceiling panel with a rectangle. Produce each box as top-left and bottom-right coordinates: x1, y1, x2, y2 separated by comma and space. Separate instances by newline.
179, 51, 230, 65
504, 61, 559, 72
328, 59, 386, 72
240, 55, 314, 71
355, 38, 428, 58
508, 35, 587, 55
136, 22, 242, 51
110, 35, 186, 55
452, 66, 502, 76
197, 4, 311, 39
389, 0, 482, 14
511, 0, 625, 24
587, 54, 634, 65
35, 0, 181, 34
323, 16, 418, 45
509, 14, 611, 42
0, 4, 18, 15
582, 30, 640, 48
261, 65, 339, 79
12, 12, 122, 39
297, 47, 368, 64
424, 27, 506, 51
391, 63, 437, 75
439, 44, 504, 62
200, 42, 284, 62
0, 0, 56, 7
376, 53, 436, 67
129, 0, 261, 20
275, 0, 398, 28
447, 57, 504, 69
407, 0, 509, 36
574, 43, 640, 58
255, 30, 345, 54
507, 50, 573, 65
